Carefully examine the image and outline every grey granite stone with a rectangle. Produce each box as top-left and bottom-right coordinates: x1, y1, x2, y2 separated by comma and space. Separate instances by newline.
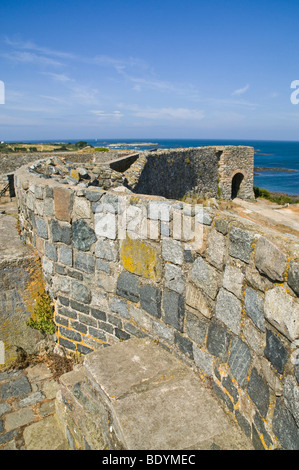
272, 399, 299, 450
162, 239, 183, 265
228, 337, 251, 387
116, 271, 140, 303
264, 329, 288, 374
206, 319, 231, 361
229, 226, 253, 263
72, 219, 96, 251
215, 288, 242, 335
287, 261, 299, 295
35, 217, 48, 239
244, 286, 265, 332
139, 284, 162, 318
255, 236, 288, 281
191, 256, 220, 300
247, 368, 269, 418
162, 289, 185, 332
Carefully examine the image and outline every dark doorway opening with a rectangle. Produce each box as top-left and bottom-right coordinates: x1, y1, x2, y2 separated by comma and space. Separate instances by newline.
231, 173, 244, 199
8, 174, 15, 198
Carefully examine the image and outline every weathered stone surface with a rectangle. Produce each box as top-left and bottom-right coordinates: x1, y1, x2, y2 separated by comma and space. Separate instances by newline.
94, 210, 116, 239
215, 288, 242, 335
193, 344, 214, 377
264, 329, 288, 374
228, 337, 251, 387
4, 407, 35, 431
96, 259, 110, 273
264, 286, 299, 341
222, 264, 244, 300
45, 241, 57, 262
191, 256, 220, 300
53, 186, 73, 222
214, 216, 229, 235
288, 261, 299, 296
50, 219, 72, 245
42, 257, 53, 274
86, 190, 103, 202
186, 283, 213, 318
255, 236, 288, 281
206, 228, 226, 270
162, 289, 185, 331
35, 217, 48, 239
71, 280, 91, 304
69, 169, 80, 183
59, 325, 82, 342
97, 272, 117, 293
195, 207, 212, 226
148, 200, 171, 221
23, 415, 69, 450
185, 311, 209, 346
110, 298, 129, 319
120, 237, 162, 281
72, 219, 97, 251
162, 239, 183, 265
247, 368, 269, 417
139, 284, 162, 318
80, 338, 253, 450
59, 245, 73, 267
272, 399, 299, 450
44, 197, 54, 217
74, 252, 95, 274
34, 185, 44, 199
283, 376, 299, 427
72, 196, 91, 220
253, 413, 273, 449
116, 271, 140, 303
0, 375, 31, 400
95, 239, 117, 261
206, 319, 231, 361
229, 226, 253, 263
244, 286, 265, 332
243, 318, 265, 355
165, 263, 185, 294
19, 391, 45, 407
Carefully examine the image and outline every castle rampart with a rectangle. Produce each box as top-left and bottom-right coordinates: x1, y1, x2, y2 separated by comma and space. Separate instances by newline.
12, 147, 299, 450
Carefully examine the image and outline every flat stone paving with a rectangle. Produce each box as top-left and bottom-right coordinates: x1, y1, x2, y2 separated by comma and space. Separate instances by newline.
0, 362, 68, 450
59, 338, 254, 450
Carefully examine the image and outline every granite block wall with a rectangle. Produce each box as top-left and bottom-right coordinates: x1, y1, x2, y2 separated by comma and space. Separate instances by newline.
126, 146, 254, 200
14, 160, 299, 450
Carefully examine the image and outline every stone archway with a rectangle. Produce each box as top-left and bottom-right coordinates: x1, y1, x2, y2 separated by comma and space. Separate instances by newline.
231, 172, 244, 199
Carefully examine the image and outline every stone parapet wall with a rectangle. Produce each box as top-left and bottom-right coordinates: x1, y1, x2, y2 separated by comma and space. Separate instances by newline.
131, 146, 254, 200
218, 146, 254, 200
14, 161, 299, 450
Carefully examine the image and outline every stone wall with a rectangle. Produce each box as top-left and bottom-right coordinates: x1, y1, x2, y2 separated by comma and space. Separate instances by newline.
127, 146, 254, 200
14, 158, 299, 450
0, 214, 45, 367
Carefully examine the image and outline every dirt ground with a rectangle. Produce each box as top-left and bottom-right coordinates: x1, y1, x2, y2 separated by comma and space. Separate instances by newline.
227, 197, 299, 238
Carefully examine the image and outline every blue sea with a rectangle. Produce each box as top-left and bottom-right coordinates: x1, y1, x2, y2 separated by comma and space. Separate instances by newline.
23, 138, 299, 196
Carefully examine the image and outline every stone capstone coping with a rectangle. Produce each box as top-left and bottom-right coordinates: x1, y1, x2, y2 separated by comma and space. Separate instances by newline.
56, 338, 253, 450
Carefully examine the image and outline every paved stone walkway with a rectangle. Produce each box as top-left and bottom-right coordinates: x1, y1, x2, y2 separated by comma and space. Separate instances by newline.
0, 361, 69, 450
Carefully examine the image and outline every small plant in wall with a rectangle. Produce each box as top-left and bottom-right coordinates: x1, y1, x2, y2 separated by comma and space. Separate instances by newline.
27, 291, 56, 335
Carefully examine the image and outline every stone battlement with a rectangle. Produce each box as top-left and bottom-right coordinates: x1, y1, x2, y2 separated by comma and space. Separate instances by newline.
10, 147, 299, 449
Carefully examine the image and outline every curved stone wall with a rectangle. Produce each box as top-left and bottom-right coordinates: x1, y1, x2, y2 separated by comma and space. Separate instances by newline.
14, 158, 299, 450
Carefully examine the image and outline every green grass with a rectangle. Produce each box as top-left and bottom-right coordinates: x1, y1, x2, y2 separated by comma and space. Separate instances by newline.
254, 186, 299, 205
94, 147, 109, 152
27, 292, 56, 335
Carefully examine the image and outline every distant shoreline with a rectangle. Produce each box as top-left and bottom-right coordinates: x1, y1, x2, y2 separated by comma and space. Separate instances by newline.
254, 166, 297, 173
107, 142, 159, 147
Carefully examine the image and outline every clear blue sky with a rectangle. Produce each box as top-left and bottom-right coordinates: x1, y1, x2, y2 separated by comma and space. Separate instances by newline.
1, 0, 299, 141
